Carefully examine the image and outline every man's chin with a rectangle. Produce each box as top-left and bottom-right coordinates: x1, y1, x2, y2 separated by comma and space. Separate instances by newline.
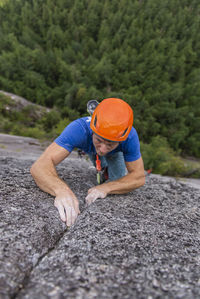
97, 152, 106, 156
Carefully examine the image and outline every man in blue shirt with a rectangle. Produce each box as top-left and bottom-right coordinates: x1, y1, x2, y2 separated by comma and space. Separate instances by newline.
30, 98, 145, 227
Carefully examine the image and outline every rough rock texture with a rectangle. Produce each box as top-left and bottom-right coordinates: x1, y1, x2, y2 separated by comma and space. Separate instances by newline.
0, 144, 200, 298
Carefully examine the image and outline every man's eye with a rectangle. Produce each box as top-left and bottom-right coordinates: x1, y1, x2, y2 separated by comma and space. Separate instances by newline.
107, 144, 113, 148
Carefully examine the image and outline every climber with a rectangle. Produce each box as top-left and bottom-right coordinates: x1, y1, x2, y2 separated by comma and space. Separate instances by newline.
30, 98, 145, 227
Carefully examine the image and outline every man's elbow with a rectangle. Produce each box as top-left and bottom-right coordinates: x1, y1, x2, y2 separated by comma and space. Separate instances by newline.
140, 175, 146, 187
137, 173, 145, 188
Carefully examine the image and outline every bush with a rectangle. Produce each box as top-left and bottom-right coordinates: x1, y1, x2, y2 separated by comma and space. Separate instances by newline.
0, 116, 13, 133
60, 106, 80, 121
53, 118, 71, 136
10, 124, 47, 139
141, 136, 187, 176
40, 110, 61, 132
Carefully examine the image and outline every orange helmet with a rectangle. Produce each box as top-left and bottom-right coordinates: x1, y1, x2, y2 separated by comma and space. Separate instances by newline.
90, 98, 133, 142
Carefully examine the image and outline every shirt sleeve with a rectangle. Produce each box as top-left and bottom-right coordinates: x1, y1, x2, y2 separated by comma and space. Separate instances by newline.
54, 120, 86, 152
122, 128, 141, 162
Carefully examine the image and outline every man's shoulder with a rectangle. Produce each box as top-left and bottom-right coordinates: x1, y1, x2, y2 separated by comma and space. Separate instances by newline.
55, 116, 92, 152
74, 116, 92, 132
78, 116, 91, 124
125, 127, 139, 142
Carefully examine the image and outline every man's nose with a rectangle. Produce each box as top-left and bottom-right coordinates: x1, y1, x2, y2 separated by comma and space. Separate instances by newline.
99, 143, 108, 154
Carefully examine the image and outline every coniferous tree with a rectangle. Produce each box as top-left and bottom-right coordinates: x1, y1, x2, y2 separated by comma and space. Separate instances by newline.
0, 0, 200, 157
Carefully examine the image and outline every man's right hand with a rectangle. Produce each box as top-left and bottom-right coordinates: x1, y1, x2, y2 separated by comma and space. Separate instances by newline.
54, 194, 80, 227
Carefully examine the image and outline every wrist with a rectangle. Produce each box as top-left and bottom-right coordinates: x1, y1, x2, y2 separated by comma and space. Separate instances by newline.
54, 186, 74, 198
96, 183, 110, 195
100, 181, 119, 195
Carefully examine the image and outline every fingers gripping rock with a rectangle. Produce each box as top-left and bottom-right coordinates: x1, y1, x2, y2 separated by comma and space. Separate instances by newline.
85, 188, 107, 205
54, 196, 80, 227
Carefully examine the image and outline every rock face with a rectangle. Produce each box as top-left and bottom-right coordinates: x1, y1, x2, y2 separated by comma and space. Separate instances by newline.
0, 144, 200, 298
0, 90, 51, 113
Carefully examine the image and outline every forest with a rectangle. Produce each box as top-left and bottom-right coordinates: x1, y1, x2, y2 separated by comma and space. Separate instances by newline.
0, 0, 200, 172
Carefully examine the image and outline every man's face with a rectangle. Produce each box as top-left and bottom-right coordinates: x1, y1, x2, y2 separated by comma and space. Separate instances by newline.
92, 134, 119, 156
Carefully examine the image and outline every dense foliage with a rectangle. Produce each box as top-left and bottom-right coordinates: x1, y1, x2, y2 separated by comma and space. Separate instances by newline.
0, 0, 200, 158
1, 92, 200, 178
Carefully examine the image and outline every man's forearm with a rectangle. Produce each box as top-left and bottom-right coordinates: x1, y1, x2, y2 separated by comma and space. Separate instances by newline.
101, 172, 145, 195
30, 144, 80, 226
30, 160, 72, 197
85, 171, 145, 206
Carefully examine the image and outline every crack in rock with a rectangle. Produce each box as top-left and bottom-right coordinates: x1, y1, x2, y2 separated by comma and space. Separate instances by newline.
0, 156, 200, 299
10, 227, 68, 299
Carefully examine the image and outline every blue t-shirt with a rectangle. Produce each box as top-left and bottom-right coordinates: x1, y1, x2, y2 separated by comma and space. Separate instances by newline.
55, 117, 141, 162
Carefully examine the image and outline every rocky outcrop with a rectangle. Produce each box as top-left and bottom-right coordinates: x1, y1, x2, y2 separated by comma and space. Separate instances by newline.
0, 143, 200, 299
0, 90, 50, 112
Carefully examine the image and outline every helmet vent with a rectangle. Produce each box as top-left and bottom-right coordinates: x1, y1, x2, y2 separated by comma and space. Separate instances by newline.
121, 128, 128, 137
94, 115, 97, 127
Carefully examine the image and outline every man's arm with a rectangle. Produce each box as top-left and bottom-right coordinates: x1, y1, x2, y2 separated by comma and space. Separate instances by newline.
30, 142, 80, 226
86, 157, 145, 204
104, 157, 145, 194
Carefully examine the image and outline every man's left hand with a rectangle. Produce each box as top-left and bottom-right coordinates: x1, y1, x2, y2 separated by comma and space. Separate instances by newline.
85, 186, 107, 205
